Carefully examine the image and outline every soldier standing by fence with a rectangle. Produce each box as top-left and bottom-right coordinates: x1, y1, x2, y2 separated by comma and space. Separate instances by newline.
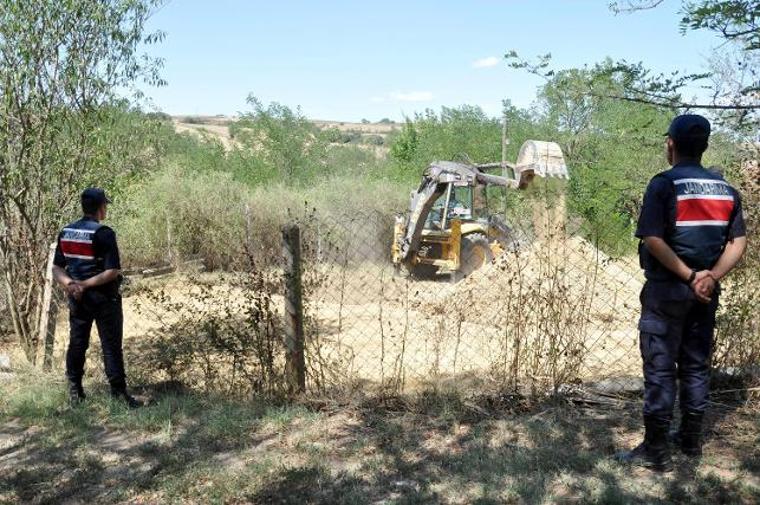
617, 115, 747, 472
52, 188, 142, 409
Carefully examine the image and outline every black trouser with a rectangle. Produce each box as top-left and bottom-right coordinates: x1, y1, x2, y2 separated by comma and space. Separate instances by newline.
66, 290, 127, 392
638, 280, 719, 418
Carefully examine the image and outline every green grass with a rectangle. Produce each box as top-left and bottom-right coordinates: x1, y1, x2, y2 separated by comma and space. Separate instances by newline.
2, 372, 760, 504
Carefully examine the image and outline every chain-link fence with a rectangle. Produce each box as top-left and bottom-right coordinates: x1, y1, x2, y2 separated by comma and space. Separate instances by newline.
108, 181, 754, 400
292, 190, 650, 396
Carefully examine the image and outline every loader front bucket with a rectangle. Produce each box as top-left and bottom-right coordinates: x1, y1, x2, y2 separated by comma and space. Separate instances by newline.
515, 141, 569, 186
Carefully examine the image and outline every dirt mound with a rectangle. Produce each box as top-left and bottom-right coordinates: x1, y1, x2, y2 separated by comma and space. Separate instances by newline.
420, 236, 643, 325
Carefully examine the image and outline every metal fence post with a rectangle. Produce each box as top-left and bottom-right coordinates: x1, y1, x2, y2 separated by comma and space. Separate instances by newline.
282, 224, 306, 393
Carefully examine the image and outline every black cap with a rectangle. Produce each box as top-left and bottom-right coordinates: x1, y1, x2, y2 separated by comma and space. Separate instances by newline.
665, 114, 711, 141
81, 187, 111, 206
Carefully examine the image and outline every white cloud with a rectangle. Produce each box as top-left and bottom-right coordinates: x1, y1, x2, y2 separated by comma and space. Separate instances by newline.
472, 56, 500, 69
388, 91, 433, 102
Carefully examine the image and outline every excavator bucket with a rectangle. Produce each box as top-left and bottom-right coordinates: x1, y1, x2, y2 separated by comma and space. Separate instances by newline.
514, 140, 569, 188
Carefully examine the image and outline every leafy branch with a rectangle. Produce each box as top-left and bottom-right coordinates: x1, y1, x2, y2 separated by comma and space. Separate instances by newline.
506, 51, 757, 111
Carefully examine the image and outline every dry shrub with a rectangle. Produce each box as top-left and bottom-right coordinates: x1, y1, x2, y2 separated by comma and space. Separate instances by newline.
492, 247, 593, 393
114, 165, 408, 271
715, 152, 760, 373
295, 210, 409, 395
294, 194, 643, 396
116, 165, 250, 270
428, 234, 613, 394
126, 269, 284, 397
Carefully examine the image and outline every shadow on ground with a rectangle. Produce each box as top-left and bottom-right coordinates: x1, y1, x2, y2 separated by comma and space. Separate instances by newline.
1, 383, 760, 504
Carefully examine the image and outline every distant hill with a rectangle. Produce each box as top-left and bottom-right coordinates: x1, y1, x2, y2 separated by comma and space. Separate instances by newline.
171, 116, 399, 151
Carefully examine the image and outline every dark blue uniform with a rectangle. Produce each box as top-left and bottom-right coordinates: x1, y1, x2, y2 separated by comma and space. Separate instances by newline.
636, 162, 746, 418
54, 217, 127, 393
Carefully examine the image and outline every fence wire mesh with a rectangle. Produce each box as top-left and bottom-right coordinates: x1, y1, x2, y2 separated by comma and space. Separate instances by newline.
41, 180, 755, 401
295, 187, 649, 396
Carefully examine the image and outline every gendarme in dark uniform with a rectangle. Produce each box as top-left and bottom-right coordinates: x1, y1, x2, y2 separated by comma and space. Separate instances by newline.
52, 188, 142, 408
617, 115, 747, 471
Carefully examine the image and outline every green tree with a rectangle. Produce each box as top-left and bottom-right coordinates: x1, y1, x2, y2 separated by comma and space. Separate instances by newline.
389, 106, 504, 170
507, 0, 759, 250
231, 96, 327, 182
607, 0, 759, 130
389, 119, 419, 163
0, 0, 165, 363
528, 63, 675, 253
611, 0, 759, 51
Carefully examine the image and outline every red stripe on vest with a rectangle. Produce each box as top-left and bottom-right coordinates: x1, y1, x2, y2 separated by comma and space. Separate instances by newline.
676, 198, 734, 222
60, 240, 95, 257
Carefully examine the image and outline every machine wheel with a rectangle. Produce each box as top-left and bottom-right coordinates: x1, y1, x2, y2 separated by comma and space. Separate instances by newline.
410, 263, 439, 279
458, 233, 493, 278
489, 216, 519, 251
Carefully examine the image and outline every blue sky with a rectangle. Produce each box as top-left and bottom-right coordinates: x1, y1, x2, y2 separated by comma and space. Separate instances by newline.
138, 0, 723, 121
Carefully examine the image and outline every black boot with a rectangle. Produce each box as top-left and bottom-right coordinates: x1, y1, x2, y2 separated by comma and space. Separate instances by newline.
111, 387, 143, 409
616, 415, 673, 472
671, 411, 704, 457
68, 381, 86, 407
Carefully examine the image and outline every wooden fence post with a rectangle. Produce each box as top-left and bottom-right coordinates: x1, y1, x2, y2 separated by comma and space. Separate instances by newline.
244, 203, 252, 254
165, 213, 175, 267
282, 224, 306, 394
37, 242, 59, 370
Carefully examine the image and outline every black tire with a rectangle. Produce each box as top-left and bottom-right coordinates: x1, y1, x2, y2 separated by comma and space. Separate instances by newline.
410, 263, 439, 279
459, 233, 493, 278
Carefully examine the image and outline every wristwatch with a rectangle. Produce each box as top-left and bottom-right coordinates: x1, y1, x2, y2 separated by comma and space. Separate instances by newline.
687, 270, 697, 284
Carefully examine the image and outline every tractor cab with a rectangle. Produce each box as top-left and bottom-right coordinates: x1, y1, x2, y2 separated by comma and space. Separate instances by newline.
409, 180, 509, 279
424, 183, 475, 231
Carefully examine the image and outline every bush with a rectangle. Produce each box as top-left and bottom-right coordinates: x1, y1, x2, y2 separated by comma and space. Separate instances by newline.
714, 152, 760, 372
390, 106, 502, 167
322, 128, 361, 144
180, 116, 206, 125
113, 158, 410, 270
115, 166, 250, 270
127, 272, 284, 397
363, 135, 385, 146
146, 111, 172, 122
230, 96, 327, 183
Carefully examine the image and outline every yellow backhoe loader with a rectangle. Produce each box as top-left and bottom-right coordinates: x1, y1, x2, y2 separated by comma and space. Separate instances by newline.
391, 140, 569, 280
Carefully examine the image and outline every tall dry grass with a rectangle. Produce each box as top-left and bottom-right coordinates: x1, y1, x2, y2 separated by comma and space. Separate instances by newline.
113, 164, 408, 270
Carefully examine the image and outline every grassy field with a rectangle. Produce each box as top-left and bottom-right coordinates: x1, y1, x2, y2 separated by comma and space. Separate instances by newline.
2, 372, 760, 504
